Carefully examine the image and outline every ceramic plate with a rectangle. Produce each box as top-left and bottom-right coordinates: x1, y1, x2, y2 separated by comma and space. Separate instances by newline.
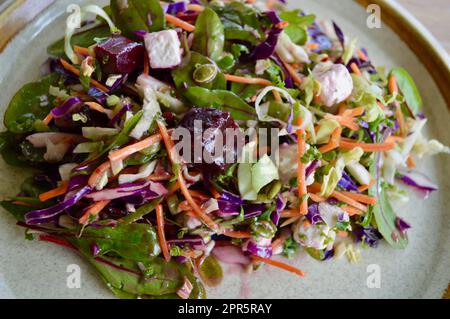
0, 0, 449, 299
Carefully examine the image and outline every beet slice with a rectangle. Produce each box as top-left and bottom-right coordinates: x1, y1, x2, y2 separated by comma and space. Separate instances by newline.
94, 35, 145, 74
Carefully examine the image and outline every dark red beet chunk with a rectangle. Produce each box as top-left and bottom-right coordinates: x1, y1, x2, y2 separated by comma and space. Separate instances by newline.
179, 108, 243, 172
94, 35, 145, 74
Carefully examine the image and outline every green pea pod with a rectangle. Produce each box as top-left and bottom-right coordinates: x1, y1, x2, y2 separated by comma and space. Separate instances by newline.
110, 0, 165, 38
192, 8, 225, 61
184, 86, 257, 120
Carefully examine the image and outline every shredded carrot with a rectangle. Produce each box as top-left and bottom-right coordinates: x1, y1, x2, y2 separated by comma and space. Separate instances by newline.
341, 205, 364, 216
189, 190, 210, 201
338, 103, 348, 115
388, 74, 399, 95
332, 191, 368, 212
358, 179, 376, 192
296, 123, 308, 215
12, 201, 39, 208
108, 134, 162, 163
209, 186, 221, 199
165, 14, 196, 32
337, 231, 348, 238
275, 21, 289, 29
251, 255, 305, 277
309, 193, 326, 203
167, 181, 181, 196
146, 173, 172, 182
308, 43, 319, 50
377, 100, 387, 111
303, 219, 311, 228
407, 155, 416, 168
385, 135, 404, 144
39, 182, 69, 202
143, 54, 149, 76
74, 45, 90, 57
224, 74, 272, 86
339, 191, 377, 205
280, 216, 301, 228
280, 209, 300, 218
60, 58, 109, 92
388, 74, 406, 136
342, 106, 365, 117
88, 161, 111, 188
357, 49, 369, 62
222, 230, 252, 239
339, 138, 395, 152
42, 113, 54, 126
281, 60, 303, 85
307, 182, 322, 194
79, 200, 110, 225
319, 126, 343, 153
350, 62, 362, 76
156, 204, 171, 262
85, 102, 112, 116
187, 4, 204, 12
157, 121, 218, 230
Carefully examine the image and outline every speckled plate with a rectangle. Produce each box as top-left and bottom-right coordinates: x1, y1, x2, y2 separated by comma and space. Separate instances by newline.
0, 0, 449, 299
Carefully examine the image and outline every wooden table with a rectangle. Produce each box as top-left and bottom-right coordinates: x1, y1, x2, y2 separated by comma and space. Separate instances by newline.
396, 0, 450, 53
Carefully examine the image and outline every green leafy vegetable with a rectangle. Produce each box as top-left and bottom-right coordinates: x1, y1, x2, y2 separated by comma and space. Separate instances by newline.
198, 255, 223, 287
110, 0, 165, 38
192, 8, 225, 61
184, 86, 256, 121
391, 67, 423, 114
4, 74, 59, 134
279, 11, 315, 45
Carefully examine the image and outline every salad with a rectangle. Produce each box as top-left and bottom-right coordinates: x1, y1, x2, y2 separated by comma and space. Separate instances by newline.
1, 0, 449, 299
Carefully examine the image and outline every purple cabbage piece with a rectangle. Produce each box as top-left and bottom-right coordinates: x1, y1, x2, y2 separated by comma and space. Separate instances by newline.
248, 11, 283, 60
86, 180, 167, 202
323, 248, 334, 261
109, 102, 132, 126
25, 186, 92, 225
244, 240, 273, 259
353, 225, 382, 248
67, 174, 89, 192
338, 171, 360, 192
87, 87, 109, 105
271, 54, 294, 88
165, 1, 187, 15
308, 23, 332, 52
133, 30, 148, 40
51, 97, 84, 118
305, 160, 321, 178
306, 203, 324, 225
50, 59, 79, 84
395, 217, 411, 235
271, 194, 286, 226
332, 21, 345, 49
396, 170, 438, 198
107, 74, 129, 92
90, 242, 101, 257
243, 204, 266, 219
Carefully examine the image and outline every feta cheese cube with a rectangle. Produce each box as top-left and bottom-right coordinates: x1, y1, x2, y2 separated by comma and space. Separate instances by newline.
144, 30, 182, 69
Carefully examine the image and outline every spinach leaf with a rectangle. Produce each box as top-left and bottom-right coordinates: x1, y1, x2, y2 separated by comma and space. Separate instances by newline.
47, 25, 111, 57
110, 0, 165, 38
0, 201, 34, 222
224, 29, 258, 45
198, 255, 223, 287
230, 70, 263, 100
279, 11, 315, 45
184, 86, 257, 120
72, 220, 161, 260
369, 162, 408, 249
391, 67, 423, 114
192, 8, 225, 61
213, 1, 260, 31
4, 74, 59, 134
172, 52, 226, 90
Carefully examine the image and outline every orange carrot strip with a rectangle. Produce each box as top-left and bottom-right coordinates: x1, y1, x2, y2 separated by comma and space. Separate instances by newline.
281, 60, 303, 85
341, 205, 364, 216
189, 190, 210, 201
342, 106, 365, 117
377, 100, 387, 110
332, 191, 368, 212
157, 121, 218, 230
224, 74, 272, 86
12, 201, 39, 208
358, 179, 376, 192
358, 49, 369, 62
42, 113, 54, 126
88, 161, 111, 188
309, 193, 326, 203
338, 103, 348, 115
388, 74, 406, 136
79, 200, 110, 225
165, 14, 196, 32
337, 231, 349, 238
209, 186, 221, 199
251, 255, 305, 277
280, 209, 300, 218
156, 204, 171, 262
308, 43, 319, 50
388, 74, 399, 94
276, 21, 289, 29
339, 191, 377, 205
85, 102, 112, 116
60, 58, 109, 92
407, 155, 416, 168
307, 182, 322, 194
222, 230, 252, 239
280, 216, 301, 228
297, 124, 308, 215
339, 139, 395, 152
385, 135, 404, 144
319, 127, 342, 153
39, 182, 69, 202
74, 45, 90, 56
108, 134, 162, 163
350, 62, 362, 76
